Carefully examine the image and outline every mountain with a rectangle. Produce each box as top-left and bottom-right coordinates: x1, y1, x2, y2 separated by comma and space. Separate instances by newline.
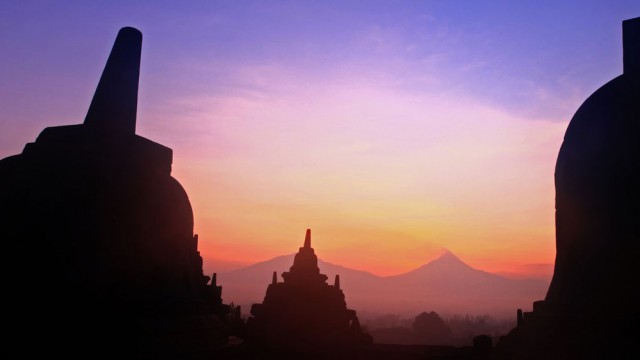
380, 251, 548, 317
215, 250, 549, 320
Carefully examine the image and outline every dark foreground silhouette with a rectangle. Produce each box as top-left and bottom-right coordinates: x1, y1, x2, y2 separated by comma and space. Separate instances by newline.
0, 28, 228, 358
496, 17, 640, 360
2, 17, 637, 360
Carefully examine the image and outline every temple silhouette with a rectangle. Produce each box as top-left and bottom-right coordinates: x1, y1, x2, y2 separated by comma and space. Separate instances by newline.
496, 17, 640, 359
0, 28, 229, 358
2, 17, 638, 360
247, 229, 372, 352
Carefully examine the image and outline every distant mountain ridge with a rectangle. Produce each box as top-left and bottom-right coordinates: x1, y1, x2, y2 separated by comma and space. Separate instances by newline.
216, 250, 549, 319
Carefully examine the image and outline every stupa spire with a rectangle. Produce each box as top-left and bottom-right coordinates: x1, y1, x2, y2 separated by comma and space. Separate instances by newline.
272, 271, 277, 285
84, 27, 142, 133
334, 275, 340, 290
623, 17, 640, 77
304, 229, 311, 248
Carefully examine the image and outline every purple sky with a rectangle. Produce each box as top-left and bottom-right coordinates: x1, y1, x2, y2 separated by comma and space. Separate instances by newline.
1, 2, 638, 275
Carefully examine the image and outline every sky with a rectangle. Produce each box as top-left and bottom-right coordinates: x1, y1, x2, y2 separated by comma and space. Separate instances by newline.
1, 1, 638, 277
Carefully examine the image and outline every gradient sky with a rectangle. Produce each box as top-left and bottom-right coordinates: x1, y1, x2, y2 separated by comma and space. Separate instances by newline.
1, 1, 638, 276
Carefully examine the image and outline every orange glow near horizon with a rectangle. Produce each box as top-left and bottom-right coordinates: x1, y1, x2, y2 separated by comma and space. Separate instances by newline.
163, 83, 567, 277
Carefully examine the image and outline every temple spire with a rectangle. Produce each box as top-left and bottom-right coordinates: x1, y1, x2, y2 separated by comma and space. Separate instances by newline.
211, 272, 217, 286
272, 271, 277, 285
84, 27, 142, 134
334, 275, 340, 290
304, 229, 311, 248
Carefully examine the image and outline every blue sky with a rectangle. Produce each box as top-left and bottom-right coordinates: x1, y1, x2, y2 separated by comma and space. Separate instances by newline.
2, 1, 637, 132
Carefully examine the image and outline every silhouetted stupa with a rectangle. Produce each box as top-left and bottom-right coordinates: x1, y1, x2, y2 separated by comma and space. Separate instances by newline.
247, 229, 371, 352
0, 28, 228, 358
496, 17, 640, 359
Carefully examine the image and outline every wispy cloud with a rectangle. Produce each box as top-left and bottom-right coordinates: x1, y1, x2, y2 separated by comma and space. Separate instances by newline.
157, 61, 566, 274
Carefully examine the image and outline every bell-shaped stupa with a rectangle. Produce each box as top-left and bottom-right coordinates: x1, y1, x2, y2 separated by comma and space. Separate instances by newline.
496, 17, 640, 360
0, 27, 228, 357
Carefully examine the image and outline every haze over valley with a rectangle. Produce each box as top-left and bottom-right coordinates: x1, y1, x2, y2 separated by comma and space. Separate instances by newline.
216, 249, 550, 320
